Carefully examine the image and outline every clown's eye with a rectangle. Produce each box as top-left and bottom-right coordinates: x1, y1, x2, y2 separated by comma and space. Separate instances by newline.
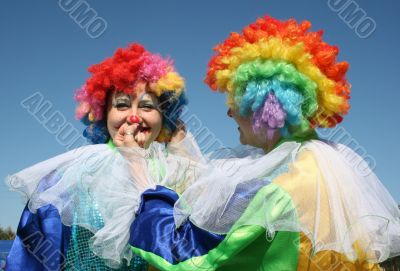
114, 99, 131, 109
139, 102, 157, 111
116, 102, 129, 108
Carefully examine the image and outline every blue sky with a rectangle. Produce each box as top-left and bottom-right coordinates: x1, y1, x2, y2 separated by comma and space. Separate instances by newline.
1, 0, 399, 229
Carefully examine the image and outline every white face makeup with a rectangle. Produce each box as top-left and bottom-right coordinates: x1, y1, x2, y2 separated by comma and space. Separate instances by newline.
107, 89, 163, 148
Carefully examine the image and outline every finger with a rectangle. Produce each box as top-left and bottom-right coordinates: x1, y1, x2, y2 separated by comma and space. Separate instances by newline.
136, 132, 146, 148
170, 124, 187, 143
176, 119, 186, 132
133, 133, 143, 148
114, 124, 128, 147
125, 122, 140, 135
124, 123, 140, 147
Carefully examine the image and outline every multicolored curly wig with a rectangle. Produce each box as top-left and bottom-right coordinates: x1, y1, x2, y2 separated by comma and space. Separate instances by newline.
205, 16, 350, 139
75, 43, 187, 144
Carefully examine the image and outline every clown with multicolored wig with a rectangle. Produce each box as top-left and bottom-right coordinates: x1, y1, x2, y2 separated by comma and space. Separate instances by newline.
5, 16, 400, 271
5, 43, 206, 270
85, 16, 398, 270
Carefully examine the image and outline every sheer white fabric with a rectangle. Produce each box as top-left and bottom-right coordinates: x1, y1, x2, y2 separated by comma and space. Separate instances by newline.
7, 138, 400, 266
6, 133, 206, 268
173, 141, 301, 232
165, 132, 207, 194
174, 140, 400, 263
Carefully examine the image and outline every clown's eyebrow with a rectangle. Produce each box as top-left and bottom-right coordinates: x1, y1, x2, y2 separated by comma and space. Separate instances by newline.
139, 93, 159, 104
138, 93, 162, 112
115, 92, 130, 99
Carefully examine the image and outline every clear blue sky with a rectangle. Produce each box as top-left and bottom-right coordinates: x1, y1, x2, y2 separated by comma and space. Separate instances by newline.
1, 0, 399, 229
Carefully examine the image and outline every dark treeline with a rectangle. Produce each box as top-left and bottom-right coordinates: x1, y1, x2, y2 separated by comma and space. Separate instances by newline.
0, 226, 15, 240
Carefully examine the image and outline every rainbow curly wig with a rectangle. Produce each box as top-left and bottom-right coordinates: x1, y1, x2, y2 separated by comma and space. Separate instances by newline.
75, 43, 187, 144
205, 16, 350, 139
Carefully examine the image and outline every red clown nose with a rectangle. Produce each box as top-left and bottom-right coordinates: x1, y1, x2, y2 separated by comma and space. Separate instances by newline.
128, 115, 141, 124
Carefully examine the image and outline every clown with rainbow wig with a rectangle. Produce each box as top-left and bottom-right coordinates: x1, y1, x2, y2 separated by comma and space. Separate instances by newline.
75, 43, 188, 144
6, 43, 206, 270
5, 16, 400, 271
96, 16, 398, 271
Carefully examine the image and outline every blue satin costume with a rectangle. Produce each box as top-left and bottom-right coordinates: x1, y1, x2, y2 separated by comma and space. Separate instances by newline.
6, 171, 149, 271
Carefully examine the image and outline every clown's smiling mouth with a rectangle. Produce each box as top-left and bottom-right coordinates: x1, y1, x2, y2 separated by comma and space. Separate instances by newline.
138, 126, 151, 133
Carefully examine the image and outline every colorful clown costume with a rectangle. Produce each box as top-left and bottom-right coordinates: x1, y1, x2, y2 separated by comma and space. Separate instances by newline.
7, 135, 399, 270
6, 16, 400, 271
115, 15, 400, 270
125, 138, 400, 271
6, 133, 205, 270
5, 42, 192, 271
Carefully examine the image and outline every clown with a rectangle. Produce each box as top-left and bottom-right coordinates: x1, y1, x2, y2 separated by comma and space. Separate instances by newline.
6, 43, 203, 270
117, 16, 400, 271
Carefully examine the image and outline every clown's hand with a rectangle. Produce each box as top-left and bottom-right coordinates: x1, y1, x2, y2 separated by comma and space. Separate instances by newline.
113, 123, 143, 148
169, 120, 186, 144
113, 123, 153, 190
